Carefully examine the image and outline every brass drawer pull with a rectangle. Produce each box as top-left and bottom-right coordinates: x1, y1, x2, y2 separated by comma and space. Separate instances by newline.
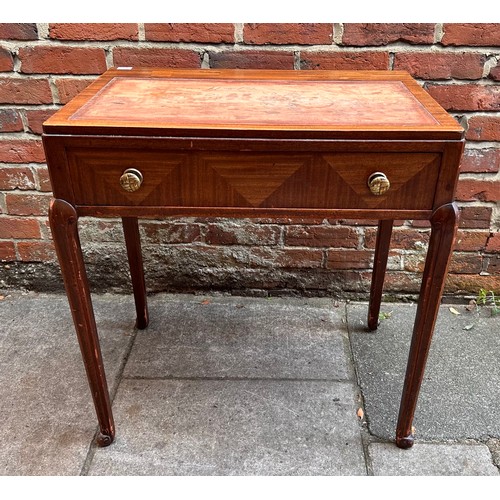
120, 168, 143, 192
368, 172, 390, 196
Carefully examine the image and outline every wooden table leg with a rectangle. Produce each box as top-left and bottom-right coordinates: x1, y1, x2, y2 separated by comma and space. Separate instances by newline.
368, 219, 393, 331
395, 202, 458, 449
122, 217, 149, 330
49, 199, 115, 447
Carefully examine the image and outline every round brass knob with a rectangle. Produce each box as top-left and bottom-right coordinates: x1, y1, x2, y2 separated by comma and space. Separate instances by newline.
120, 168, 143, 193
368, 172, 390, 196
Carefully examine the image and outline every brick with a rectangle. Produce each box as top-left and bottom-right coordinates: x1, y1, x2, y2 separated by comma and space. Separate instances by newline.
19, 46, 107, 74
326, 249, 373, 269
17, 241, 56, 262
206, 222, 280, 246
250, 247, 323, 268
408, 251, 484, 275
458, 206, 492, 229
425, 83, 500, 111
490, 63, 500, 81
0, 139, 45, 163
386, 252, 404, 271
0, 109, 23, 132
49, 23, 138, 40
339, 219, 405, 226
25, 108, 57, 135
0, 240, 16, 261
484, 254, 500, 275
338, 219, 378, 226
403, 252, 425, 272
55, 78, 95, 104
5, 193, 51, 216
160, 245, 252, 270
0, 217, 40, 239
0, 78, 52, 104
394, 52, 486, 80
300, 51, 389, 70
461, 148, 500, 173
456, 179, 500, 202
410, 220, 431, 228
0, 47, 13, 71
448, 253, 483, 274
145, 23, 234, 43
0, 166, 35, 190
487, 233, 500, 252
466, 115, 500, 141
341, 23, 435, 46
76, 219, 123, 243
454, 230, 489, 251
113, 47, 201, 68
378, 271, 422, 294
285, 225, 358, 248
0, 23, 38, 40
209, 50, 294, 69
365, 228, 430, 250
442, 24, 500, 47
141, 222, 202, 244
32, 166, 52, 192
251, 216, 324, 225
243, 23, 333, 45
445, 274, 500, 294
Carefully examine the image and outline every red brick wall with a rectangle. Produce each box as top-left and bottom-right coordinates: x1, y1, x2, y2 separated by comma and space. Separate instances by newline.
0, 23, 498, 297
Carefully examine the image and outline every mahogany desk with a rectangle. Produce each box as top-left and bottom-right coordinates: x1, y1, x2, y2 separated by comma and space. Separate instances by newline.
42, 68, 464, 449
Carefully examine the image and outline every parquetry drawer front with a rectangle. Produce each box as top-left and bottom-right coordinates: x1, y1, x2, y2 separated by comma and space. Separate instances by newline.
67, 148, 189, 206
318, 152, 441, 210
67, 149, 441, 210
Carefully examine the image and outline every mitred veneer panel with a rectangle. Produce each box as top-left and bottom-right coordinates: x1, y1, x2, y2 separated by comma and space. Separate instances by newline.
66, 148, 440, 210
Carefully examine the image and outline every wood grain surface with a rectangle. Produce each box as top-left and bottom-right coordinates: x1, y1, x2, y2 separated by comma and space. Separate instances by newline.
66, 148, 441, 210
71, 77, 438, 127
43, 68, 464, 140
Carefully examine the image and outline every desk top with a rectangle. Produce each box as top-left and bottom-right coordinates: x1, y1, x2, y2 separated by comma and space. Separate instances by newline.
43, 68, 463, 140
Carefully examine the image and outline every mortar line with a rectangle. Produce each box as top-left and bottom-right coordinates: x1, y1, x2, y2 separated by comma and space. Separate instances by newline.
5, 37, 500, 53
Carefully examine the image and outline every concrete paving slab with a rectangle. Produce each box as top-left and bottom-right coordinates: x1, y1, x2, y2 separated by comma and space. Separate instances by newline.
125, 295, 351, 380
348, 302, 500, 441
369, 442, 498, 476
2, 291, 498, 476
0, 292, 135, 475
88, 379, 366, 475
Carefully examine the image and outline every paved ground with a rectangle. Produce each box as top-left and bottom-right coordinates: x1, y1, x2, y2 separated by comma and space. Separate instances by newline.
1, 291, 499, 476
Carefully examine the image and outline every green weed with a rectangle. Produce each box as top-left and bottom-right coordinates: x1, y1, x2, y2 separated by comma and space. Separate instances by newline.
476, 288, 500, 317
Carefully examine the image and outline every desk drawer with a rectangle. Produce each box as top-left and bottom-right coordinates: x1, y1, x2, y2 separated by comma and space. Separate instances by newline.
67, 149, 441, 210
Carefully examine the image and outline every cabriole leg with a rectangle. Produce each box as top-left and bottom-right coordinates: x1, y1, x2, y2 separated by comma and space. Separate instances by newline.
49, 198, 115, 446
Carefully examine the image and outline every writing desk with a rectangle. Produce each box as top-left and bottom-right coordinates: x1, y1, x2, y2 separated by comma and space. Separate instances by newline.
42, 68, 464, 448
